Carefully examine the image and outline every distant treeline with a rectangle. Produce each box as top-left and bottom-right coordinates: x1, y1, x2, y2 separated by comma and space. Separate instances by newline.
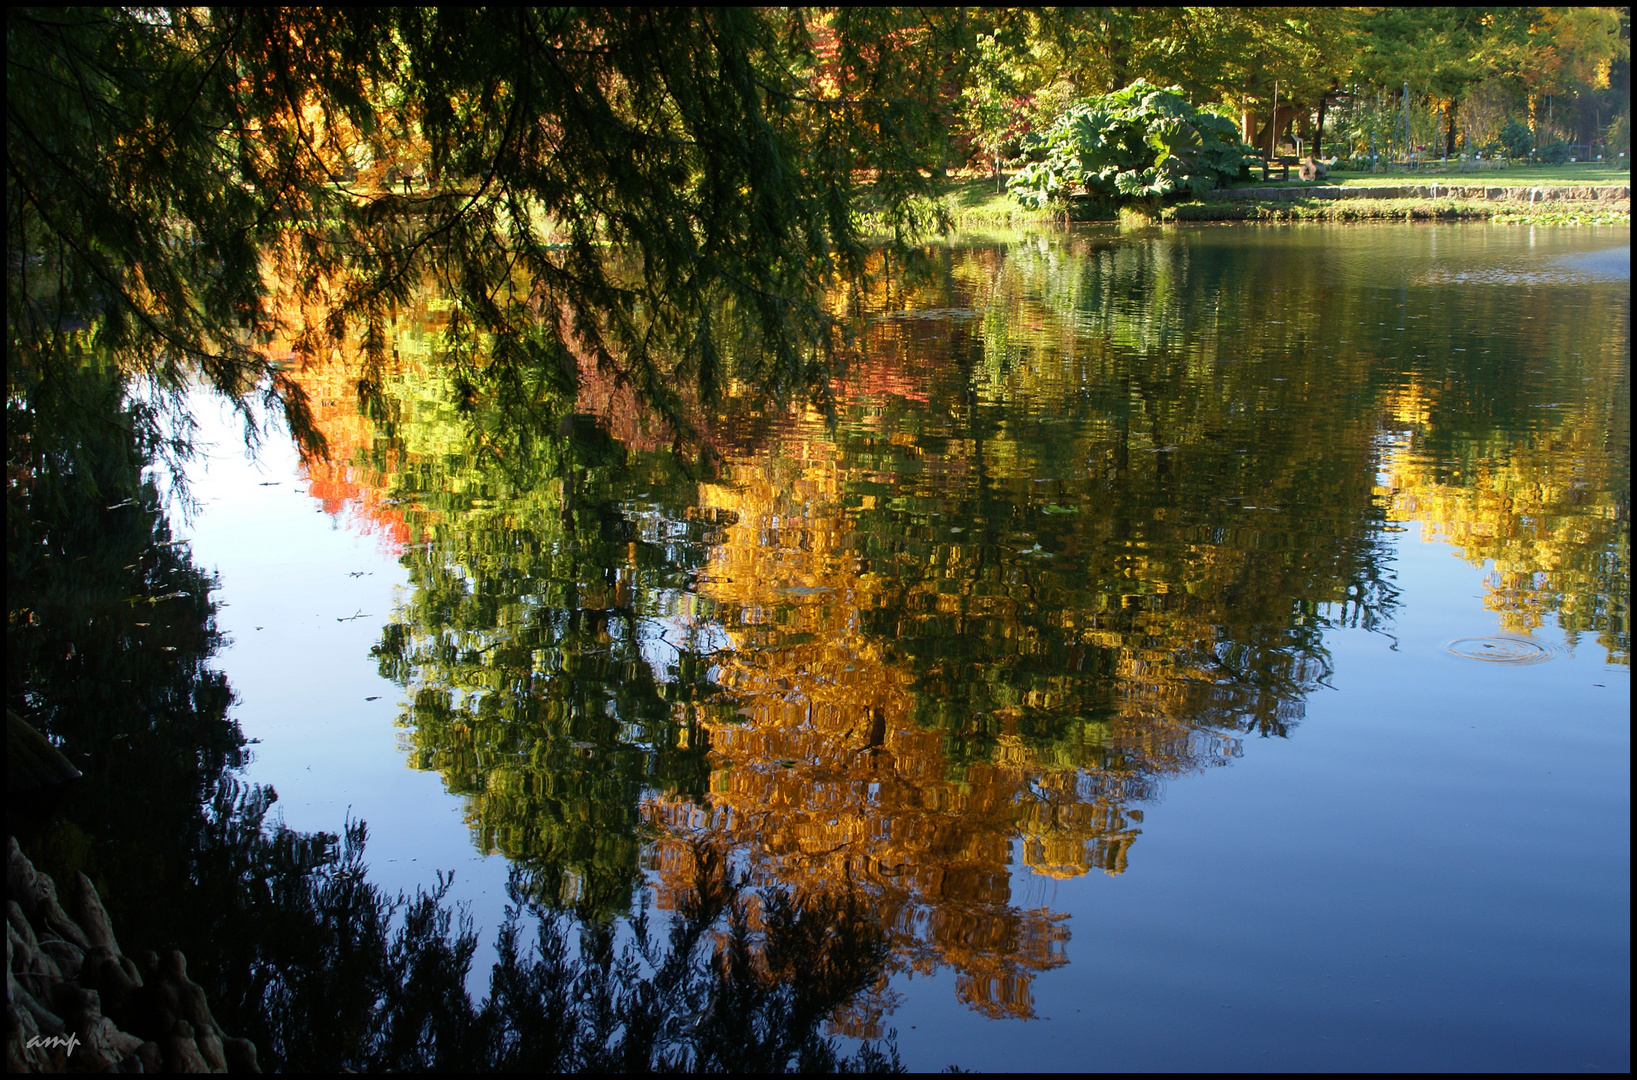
956, 8, 1630, 165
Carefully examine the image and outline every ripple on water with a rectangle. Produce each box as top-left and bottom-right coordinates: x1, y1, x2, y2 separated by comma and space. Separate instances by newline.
1446, 636, 1556, 665
1415, 244, 1631, 287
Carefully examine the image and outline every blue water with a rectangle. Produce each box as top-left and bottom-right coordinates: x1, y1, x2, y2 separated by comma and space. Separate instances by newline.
182, 224, 1631, 1071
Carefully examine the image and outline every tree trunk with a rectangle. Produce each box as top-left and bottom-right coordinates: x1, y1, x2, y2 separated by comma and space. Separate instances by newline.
1314, 95, 1328, 160
1254, 105, 1297, 158
1104, 28, 1129, 93
1443, 98, 1459, 158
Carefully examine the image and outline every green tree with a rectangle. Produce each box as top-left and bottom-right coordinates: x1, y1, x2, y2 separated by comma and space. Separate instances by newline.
1148, 7, 1355, 157
960, 33, 1029, 192
357, 368, 720, 914
1343, 7, 1628, 157
1003, 7, 1183, 98
1352, 8, 1492, 158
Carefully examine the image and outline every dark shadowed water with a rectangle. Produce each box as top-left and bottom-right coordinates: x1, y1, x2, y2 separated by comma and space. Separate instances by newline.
181, 223, 1629, 1071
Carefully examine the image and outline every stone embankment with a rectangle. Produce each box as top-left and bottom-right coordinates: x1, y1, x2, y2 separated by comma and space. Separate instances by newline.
7, 837, 260, 1073
1215, 183, 1630, 202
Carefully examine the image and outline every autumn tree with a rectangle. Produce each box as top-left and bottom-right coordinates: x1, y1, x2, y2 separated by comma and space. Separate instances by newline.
1500, 7, 1626, 146
1352, 8, 1493, 158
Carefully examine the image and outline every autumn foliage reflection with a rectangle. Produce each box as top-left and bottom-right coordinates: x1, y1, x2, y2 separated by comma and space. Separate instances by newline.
278, 230, 1628, 1025
1379, 378, 1629, 664
642, 436, 1162, 1023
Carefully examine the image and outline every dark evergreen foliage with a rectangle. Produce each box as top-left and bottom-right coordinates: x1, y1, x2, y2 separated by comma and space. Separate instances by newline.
214, 822, 903, 1074
8, 7, 969, 474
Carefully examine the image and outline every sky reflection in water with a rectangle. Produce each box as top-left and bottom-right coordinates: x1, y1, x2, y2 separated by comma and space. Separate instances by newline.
184, 223, 1630, 1071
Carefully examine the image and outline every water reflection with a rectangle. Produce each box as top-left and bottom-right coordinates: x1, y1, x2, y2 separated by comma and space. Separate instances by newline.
285, 226, 1629, 1023
1379, 405, 1629, 663
7, 361, 906, 1072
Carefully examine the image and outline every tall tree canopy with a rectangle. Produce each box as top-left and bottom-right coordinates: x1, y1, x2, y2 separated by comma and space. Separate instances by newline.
951, 7, 1628, 172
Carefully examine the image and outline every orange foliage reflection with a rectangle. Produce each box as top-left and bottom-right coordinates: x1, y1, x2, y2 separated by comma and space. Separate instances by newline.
1378, 379, 1630, 664
288, 351, 415, 551
639, 429, 1208, 1025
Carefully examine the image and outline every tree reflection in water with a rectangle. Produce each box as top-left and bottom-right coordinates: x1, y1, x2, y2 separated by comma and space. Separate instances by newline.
293, 231, 1627, 1028
7, 362, 903, 1072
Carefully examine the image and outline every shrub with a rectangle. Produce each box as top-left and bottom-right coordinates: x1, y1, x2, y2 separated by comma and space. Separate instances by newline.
1605, 108, 1630, 157
1498, 118, 1534, 160
1536, 140, 1571, 165
1008, 81, 1257, 211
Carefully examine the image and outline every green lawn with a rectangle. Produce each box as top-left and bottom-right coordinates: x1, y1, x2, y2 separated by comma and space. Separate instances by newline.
910, 171, 1630, 237
935, 175, 1058, 228
1234, 163, 1630, 188
948, 166, 1629, 215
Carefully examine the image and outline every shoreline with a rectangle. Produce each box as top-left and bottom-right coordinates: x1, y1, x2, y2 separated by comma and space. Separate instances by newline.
1157, 196, 1630, 226
1211, 182, 1629, 203
934, 176, 1630, 232
941, 197, 1630, 232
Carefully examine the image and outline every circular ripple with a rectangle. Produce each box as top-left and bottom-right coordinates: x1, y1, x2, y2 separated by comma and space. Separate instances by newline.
1447, 636, 1555, 665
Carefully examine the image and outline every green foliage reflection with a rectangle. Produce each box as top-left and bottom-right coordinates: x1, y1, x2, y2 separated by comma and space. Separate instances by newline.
309, 229, 1627, 1022
6, 357, 901, 1072
359, 360, 719, 914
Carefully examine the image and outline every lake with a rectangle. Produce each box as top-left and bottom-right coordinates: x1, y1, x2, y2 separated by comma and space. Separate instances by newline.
181, 223, 1630, 1071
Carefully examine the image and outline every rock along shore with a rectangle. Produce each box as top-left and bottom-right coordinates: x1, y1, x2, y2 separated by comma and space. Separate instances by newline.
7, 837, 260, 1073
1211, 183, 1630, 203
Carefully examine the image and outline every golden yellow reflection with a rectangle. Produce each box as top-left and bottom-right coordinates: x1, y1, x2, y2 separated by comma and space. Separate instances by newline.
1378, 379, 1629, 665
270, 234, 1630, 1028
639, 428, 1247, 1022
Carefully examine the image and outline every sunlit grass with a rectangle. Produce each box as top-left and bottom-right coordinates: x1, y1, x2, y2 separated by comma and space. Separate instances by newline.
1161, 197, 1629, 226
939, 176, 1060, 229
911, 172, 1630, 237
1281, 163, 1629, 187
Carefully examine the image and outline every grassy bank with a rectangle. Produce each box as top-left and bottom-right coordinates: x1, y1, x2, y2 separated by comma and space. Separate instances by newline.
1158, 196, 1629, 226
1227, 163, 1631, 189
936, 176, 1061, 229
851, 176, 1058, 238
866, 175, 1631, 237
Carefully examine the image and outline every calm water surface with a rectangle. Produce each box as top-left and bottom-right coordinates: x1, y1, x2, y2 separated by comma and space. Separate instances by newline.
184, 224, 1630, 1071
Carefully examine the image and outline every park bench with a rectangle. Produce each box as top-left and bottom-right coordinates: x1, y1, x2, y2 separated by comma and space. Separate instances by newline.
1256, 155, 1294, 182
